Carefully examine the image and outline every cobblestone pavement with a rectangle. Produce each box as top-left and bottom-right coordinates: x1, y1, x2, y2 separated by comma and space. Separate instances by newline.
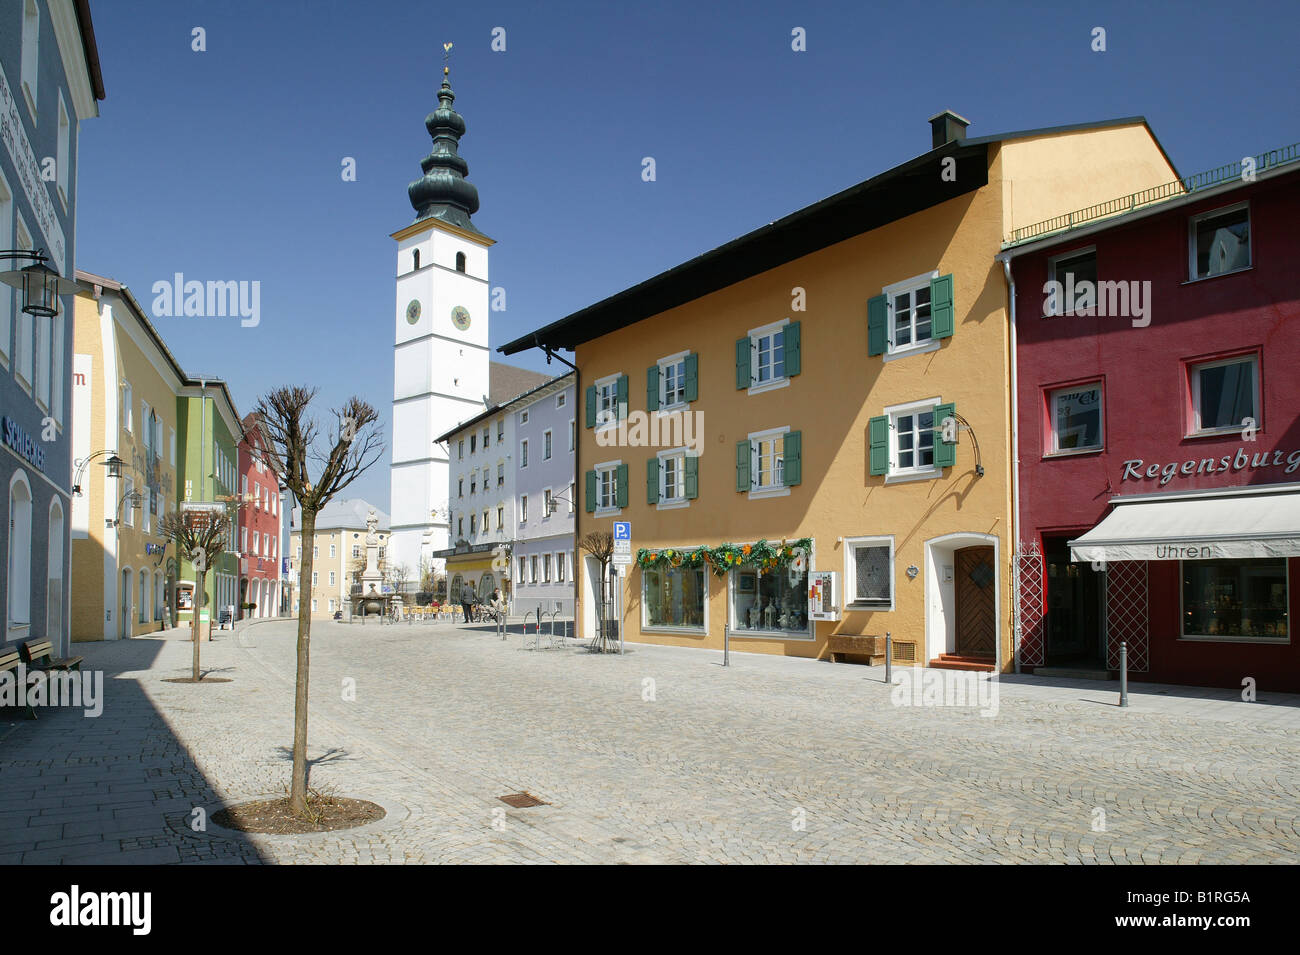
2, 618, 1297, 864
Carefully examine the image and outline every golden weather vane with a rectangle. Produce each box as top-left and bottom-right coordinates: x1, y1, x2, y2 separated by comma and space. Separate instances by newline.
443, 42, 453, 76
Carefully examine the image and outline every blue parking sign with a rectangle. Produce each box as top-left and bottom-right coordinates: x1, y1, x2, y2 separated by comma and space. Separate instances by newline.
613, 521, 631, 540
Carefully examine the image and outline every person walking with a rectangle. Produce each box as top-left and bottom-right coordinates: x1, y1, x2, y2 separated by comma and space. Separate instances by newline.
460, 582, 475, 623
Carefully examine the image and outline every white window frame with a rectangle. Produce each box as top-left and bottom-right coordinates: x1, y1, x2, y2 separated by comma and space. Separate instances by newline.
56, 93, 70, 211
641, 552, 709, 634
746, 320, 790, 396
1188, 353, 1260, 437
843, 535, 895, 611
556, 392, 566, 409
1046, 381, 1105, 456
520, 438, 529, 468
594, 373, 621, 430
657, 350, 690, 410
1188, 201, 1251, 282
884, 397, 941, 484
543, 428, 552, 460
724, 539, 815, 641
20, 0, 39, 120
542, 487, 552, 519
14, 216, 33, 390
568, 418, 576, 451
556, 551, 567, 583
0, 171, 12, 368
594, 459, 622, 516
542, 553, 552, 582
656, 446, 690, 510
520, 408, 529, 426
519, 494, 528, 523
1044, 248, 1096, 317
746, 427, 791, 500
882, 270, 940, 361
568, 480, 576, 514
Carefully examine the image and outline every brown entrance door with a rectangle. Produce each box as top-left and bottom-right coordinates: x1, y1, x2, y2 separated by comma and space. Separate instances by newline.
954, 546, 996, 656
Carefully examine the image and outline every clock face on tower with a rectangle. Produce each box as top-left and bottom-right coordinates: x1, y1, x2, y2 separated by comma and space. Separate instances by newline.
451, 305, 472, 331
405, 299, 421, 324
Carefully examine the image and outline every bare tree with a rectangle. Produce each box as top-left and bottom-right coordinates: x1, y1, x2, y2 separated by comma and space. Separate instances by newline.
158, 508, 232, 682
252, 387, 383, 816
579, 531, 614, 646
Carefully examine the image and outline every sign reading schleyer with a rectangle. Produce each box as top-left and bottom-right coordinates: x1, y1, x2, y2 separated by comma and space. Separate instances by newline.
1122, 446, 1300, 487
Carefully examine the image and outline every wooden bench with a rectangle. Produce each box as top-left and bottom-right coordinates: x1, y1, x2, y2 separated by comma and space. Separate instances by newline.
0, 649, 46, 719
19, 640, 83, 672
827, 634, 888, 665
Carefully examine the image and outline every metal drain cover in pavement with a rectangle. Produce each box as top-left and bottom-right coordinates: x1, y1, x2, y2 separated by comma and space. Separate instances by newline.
498, 792, 548, 808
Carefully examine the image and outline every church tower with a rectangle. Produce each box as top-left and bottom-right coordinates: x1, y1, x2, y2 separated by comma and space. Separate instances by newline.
388, 61, 492, 583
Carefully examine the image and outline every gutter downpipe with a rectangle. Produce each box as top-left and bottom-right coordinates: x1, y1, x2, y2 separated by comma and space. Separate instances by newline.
999, 256, 1022, 674
537, 335, 579, 638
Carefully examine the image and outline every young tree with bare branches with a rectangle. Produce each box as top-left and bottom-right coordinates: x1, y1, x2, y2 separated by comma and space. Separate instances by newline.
579, 531, 614, 647
157, 507, 233, 682
251, 388, 383, 815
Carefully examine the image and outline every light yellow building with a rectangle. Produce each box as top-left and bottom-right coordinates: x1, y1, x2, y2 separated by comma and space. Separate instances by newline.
70, 271, 184, 640
503, 113, 1179, 671
289, 498, 389, 617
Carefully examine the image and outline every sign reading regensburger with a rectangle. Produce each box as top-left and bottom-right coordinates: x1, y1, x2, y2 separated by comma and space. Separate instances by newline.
1122, 446, 1300, 487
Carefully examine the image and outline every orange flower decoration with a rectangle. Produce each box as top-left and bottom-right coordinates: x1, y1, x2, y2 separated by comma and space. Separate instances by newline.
742, 544, 752, 556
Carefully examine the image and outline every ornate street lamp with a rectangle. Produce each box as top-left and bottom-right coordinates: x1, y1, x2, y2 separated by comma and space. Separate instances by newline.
0, 249, 77, 317
72, 451, 127, 495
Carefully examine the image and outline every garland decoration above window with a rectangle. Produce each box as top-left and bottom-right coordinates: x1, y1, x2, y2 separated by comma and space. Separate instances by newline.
635, 538, 812, 577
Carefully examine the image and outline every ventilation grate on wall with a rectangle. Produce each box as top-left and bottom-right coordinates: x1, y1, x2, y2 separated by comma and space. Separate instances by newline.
892, 641, 916, 662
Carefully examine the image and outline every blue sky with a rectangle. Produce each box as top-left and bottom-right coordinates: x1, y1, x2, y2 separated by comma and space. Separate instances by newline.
76, 0, 1300, 510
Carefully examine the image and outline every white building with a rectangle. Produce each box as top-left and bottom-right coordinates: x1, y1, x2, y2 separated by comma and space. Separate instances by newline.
387, 68, 493, 582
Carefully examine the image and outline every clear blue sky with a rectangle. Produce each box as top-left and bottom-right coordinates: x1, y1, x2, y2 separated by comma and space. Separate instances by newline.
76, 0, 1300, 510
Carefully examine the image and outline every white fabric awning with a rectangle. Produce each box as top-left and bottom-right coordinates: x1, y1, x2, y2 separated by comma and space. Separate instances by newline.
1069, 483, 1300, 563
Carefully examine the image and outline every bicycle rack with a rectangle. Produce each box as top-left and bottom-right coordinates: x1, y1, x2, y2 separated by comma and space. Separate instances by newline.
522, 610, 541, 649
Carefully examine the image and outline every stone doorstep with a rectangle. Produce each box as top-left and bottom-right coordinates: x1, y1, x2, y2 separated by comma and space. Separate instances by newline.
1032, 666, 1116, 681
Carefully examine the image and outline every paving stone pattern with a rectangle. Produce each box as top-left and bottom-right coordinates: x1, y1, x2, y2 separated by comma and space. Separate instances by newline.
1, 619, 1296, 864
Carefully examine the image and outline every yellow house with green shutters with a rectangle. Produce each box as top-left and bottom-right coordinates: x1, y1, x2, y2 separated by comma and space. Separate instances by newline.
504, 112, 1179, 671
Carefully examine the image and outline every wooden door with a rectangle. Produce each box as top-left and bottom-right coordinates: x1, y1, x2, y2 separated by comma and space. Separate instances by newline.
954, 546, 996, 656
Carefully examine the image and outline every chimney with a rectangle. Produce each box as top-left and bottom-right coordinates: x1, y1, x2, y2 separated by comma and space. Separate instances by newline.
929, 110, 970, 149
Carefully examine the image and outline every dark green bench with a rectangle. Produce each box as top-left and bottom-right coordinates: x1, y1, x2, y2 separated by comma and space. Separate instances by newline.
20, 640, 83, 672
0, 649, 46, 719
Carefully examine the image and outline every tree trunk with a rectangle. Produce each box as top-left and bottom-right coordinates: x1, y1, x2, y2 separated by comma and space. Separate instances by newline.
193, 568, 205, 682
290, 510, 316, 815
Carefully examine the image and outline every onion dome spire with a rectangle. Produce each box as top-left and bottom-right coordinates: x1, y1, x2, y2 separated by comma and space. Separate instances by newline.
407, 53, 483, 234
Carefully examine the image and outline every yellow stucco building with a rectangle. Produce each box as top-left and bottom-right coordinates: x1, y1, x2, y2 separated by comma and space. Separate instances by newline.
503, 113, 1178, 671
70, 271, 184, 641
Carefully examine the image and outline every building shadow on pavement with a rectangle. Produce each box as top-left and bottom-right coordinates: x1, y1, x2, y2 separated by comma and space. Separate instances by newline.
0, 634, 269, 864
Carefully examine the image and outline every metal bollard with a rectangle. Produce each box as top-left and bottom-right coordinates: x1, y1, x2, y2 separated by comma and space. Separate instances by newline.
885, 631, 892, 685
1119, 641, 1129, 708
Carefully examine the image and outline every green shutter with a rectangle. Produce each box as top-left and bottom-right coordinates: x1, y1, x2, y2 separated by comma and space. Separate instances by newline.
646, 365, 659, 413
584, 469, 597, 512
931, 273, 954, 339
646, 457, 659, 504
616, 463, 629, 508
735, 439, 751, 491
585, 385, 597, 428
684, 353, 698, 402
616, 375, 629, 420
684, 454, 699, 499
868, 415, 889, 475
783, 430, 802, 486
735, 337, 751, 389
867, 294, 888, 356
933, 403, 957, 468
783, 322, 801, 377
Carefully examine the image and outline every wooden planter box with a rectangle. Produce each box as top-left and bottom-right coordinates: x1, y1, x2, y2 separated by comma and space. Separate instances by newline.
827, 634, 887, 665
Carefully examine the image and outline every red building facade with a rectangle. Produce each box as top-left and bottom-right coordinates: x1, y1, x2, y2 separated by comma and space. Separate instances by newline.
237, 413, 282, 619
1007, 159, 1300, 692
